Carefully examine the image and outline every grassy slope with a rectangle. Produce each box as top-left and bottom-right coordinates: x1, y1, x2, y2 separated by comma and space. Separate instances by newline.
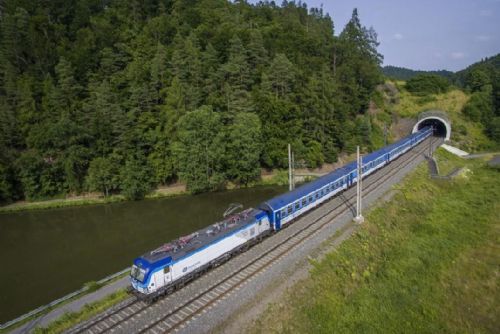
248, 149, 499, 333
391, 81, 496, 151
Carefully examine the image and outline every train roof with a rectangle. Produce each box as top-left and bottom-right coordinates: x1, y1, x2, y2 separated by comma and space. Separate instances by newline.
134, 208, 266, 271
259, 165, 354, 212
259, 128, 431, 212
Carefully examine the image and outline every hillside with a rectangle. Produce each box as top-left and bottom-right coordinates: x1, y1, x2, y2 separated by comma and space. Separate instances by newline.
0, 1, 383, 202
455, 54, 500, 87
382, 65, 454, 81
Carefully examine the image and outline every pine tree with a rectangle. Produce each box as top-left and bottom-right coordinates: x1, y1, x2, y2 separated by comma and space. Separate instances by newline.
221, 36, 254, 117
264, 53, 295, 98
226, 112, 263, 185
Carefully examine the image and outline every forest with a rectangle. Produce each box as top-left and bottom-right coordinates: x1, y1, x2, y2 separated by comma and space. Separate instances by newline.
0, 0, 384, 201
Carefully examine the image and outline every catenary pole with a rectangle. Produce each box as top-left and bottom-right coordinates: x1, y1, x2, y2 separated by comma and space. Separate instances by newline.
288, 144, 292, 191
354, 145, 364, 224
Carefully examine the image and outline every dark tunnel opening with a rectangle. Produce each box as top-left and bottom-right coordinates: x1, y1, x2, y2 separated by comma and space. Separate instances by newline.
417, 119, 447, 138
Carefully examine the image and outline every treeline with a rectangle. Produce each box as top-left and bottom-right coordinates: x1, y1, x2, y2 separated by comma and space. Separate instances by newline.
459, 55, 500, 142
0, 1, 382, 202
382, 65, 454, 81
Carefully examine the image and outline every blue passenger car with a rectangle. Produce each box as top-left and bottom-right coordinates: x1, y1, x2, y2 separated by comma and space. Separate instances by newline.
259, 126, 433, 230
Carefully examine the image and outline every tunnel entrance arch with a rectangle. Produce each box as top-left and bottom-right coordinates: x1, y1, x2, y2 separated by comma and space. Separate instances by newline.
412, 110, 451, 141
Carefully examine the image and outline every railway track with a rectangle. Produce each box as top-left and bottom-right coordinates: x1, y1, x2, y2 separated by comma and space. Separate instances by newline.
68, 137, 442, 334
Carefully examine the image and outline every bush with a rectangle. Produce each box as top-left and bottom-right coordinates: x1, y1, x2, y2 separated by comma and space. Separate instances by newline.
406, 74, 450, 95
462, 89, 493, 123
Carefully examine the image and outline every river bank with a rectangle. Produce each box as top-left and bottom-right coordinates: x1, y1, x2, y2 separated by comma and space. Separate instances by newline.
0, 161, 341, 214
0, 171, 288, 213
0, 184, 188, 213
0, 185, 286, 325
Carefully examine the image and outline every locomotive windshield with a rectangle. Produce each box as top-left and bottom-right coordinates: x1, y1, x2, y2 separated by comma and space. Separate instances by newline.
130, 265, 146, 282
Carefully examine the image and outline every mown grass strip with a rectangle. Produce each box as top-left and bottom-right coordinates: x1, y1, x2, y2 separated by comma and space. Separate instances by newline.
32, 289, 129, 334
249, 149, 499, 333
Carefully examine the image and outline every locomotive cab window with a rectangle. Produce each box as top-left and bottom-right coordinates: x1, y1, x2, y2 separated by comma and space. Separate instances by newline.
163, 266, 170, 274
131, 266, 146, 282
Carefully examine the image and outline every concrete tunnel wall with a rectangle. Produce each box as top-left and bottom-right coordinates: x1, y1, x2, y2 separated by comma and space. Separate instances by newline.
412, 111, 451, 141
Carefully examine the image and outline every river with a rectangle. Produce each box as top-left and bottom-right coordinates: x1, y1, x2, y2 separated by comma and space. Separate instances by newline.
0, 185, 285, 324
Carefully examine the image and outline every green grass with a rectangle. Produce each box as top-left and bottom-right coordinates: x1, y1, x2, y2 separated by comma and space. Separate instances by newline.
0, 186, 189, 213
32, 289, 129, 334
0, 195, 126, 213
248, 149, 500, 333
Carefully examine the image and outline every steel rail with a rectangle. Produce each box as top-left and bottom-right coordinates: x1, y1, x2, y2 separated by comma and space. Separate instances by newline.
68, 137, 440, 334
136, 137, 441, 334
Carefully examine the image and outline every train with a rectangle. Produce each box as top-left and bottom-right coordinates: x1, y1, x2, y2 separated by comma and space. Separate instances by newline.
130, 127, 433, 301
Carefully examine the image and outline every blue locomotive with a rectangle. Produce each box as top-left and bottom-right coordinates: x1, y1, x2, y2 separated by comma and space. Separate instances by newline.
130, 127, 433, 300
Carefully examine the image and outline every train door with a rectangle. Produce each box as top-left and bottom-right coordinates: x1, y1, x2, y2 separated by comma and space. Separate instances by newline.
347, 171, 354, 187
275, 211, 281, 230
162, 266, 172, 286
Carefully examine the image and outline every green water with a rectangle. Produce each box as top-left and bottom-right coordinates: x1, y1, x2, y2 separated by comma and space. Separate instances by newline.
0, 185, 285, 323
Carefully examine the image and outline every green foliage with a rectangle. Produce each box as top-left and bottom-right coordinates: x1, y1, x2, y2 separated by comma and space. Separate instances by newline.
226, 113, 263, 186
486, 117, 500, 142
173, 106, 226, 193
382, 65, 454, 81
463, 88, 493, 122
86, 156, 119, 196
405, 74, 451, 95
0, 1, 384, 202
457, 55, 500, 143
119, 155, 154, 200
465, 68, 491, 92
249, 150, 500, 333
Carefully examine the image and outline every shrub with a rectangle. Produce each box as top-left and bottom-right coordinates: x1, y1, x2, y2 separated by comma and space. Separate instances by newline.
406, 74, 450, 95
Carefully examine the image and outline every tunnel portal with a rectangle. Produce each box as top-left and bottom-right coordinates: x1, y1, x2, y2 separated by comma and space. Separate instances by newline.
412, 110, 451, 141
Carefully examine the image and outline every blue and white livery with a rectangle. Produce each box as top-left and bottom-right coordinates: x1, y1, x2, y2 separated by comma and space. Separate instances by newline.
130, 127, 433, 300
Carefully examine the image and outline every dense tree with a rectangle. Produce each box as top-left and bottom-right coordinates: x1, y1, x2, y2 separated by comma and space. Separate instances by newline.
463, 88, 493, 122
465, 69, 491, 92
336, 8, 383, 114
457, 54, 500, 143
86, 156, 118, 197
225, 112, 262, 185
173, 106, 226, 193
0, 0, 385, 202
119, 154, 154, 200
405, 74, 450, 95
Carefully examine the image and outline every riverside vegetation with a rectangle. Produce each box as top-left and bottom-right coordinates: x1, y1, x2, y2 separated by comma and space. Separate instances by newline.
248, 148, 500, 333
1, 1, 499, 208
0, 0, 384, 203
